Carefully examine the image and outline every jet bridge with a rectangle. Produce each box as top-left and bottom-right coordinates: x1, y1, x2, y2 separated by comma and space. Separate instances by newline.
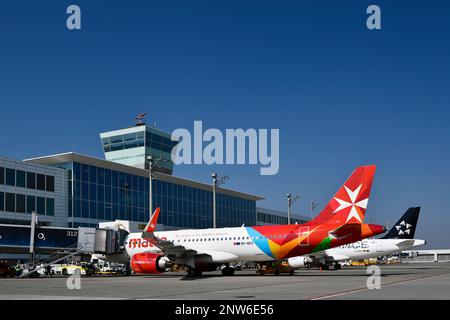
0, 220, 130, 276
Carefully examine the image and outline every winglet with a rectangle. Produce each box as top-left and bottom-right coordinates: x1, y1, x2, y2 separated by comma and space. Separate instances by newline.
144, 208, 160, 233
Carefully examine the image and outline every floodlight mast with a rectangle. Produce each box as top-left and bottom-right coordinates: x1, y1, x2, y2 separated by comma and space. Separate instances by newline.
211, 173, 230, 228
147, 155, 169, 221
310, 201, 319, 220
286, 193, 301, 225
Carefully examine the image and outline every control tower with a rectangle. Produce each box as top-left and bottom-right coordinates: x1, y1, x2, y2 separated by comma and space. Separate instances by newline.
99, 114, 178, 174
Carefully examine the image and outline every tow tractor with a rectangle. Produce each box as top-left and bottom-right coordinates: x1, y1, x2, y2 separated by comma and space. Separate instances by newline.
257, 261, 296, 276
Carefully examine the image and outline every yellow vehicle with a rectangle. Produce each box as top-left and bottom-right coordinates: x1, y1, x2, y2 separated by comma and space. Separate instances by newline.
257, 261, 295, 276
350, 259, 378, 266
52, 264, 86, 276
350, 260, 367, 266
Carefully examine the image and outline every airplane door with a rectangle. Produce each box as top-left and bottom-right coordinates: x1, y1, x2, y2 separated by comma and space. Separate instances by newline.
298, 227, 310, 246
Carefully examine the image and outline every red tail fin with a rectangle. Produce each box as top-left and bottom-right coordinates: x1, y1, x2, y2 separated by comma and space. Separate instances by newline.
311, 165, 376, 225
144, 208, 160, 233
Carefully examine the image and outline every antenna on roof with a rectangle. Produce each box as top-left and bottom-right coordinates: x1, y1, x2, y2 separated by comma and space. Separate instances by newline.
136, 112, 147, 126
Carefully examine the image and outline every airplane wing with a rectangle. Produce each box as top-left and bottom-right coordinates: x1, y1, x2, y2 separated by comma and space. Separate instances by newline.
142, 232, 199, 261
140, 208, 243, 264
141, 208, 200, 261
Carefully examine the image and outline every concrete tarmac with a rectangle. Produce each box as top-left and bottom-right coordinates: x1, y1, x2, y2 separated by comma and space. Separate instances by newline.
0, 263, 449, 300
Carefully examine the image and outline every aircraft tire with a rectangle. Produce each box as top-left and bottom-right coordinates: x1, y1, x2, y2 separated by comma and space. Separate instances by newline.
187, 268, 197, 278
195, 269, 203, 277
321, 264, 330, 271
222, 267, 235, 277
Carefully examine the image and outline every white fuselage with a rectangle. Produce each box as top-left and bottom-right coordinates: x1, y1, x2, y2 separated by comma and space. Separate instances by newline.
125, 227, 275, 264
322, 238, 426, 262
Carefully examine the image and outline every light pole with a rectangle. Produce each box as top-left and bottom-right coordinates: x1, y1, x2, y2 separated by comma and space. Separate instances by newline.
29, 211, 37, 266
147, 156, 154, 220
211, 173, 229, 228
286, 193, 301, 225
212, 173, 217, 229
309, 201, 319, 221
147, 155, 169, 221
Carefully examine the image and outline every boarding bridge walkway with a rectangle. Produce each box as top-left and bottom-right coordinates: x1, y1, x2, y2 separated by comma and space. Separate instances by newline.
0, 224, 129, 277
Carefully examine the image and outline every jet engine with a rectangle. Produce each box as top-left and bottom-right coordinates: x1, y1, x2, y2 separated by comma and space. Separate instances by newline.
130, 252, 171, 274
287, 256, 313, 268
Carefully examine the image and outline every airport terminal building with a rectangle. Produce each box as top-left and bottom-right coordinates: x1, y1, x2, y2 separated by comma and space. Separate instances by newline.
0, 122, 308, 231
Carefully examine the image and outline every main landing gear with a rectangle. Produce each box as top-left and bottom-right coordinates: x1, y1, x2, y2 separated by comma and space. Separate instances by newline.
187, 268, 203, 278
319, 263, 341, 271
221, 267, 235, 277
320, 264, 330, 271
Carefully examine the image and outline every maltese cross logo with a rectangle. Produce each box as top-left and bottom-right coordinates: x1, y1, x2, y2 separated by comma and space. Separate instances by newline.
395, 221, 412, 236
333, 184, 369, 223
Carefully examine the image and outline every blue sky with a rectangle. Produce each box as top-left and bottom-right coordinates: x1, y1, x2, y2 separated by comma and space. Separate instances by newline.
0, 1, 449, 248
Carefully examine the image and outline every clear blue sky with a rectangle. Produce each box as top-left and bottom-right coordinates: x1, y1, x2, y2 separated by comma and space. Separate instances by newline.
1, 1, 449, 248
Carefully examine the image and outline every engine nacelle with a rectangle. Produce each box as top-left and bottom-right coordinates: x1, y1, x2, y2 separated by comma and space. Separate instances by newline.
287, 256, 313, 269
131, 252, 171, 274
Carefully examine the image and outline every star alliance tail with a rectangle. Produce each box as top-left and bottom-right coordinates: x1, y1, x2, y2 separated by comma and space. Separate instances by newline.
382, 207, 421, 239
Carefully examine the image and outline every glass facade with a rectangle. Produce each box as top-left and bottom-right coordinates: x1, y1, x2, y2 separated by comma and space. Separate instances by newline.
16, 170, 26, 188
102, 131, 146, 153
0, 192, 54, 216
0, 166, 54, 192
257, 211, 307, 225
16, 194, 25, 213
102, 131, 178, 155
0, 158, 60, 227
6, 168, 15, 186
27, 172, 36, 189
256, 208, 310, 226
5, 193, 15, 212
67, 162, 256, 229
0, 192, 4, 211
27, 195, 35, 214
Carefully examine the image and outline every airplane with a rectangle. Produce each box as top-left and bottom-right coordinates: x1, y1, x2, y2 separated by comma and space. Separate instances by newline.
282, 207, 426, 272
125, 165, 386, 277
